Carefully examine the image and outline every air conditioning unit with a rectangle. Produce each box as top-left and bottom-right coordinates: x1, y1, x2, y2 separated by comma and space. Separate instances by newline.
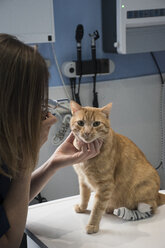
102, 0, 165, 54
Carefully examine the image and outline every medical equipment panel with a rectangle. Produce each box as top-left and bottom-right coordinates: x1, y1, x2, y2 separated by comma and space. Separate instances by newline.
102, 0, 165, 54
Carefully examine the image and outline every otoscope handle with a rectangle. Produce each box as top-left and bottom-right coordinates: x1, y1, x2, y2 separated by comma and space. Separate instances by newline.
77, 44, 82, 63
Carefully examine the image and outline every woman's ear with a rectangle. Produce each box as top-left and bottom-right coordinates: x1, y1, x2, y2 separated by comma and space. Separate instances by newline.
100, 103, 112, 118
70, 100, 82, 114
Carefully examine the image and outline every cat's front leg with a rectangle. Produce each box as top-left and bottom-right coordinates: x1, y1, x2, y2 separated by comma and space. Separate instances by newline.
75, 180, 91, 213
86, 191, 110, 234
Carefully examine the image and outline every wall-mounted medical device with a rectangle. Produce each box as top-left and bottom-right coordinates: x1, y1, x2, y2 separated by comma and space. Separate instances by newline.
61, 59, 115, 78
102, 0, 165, 54
0, 0, 55, 44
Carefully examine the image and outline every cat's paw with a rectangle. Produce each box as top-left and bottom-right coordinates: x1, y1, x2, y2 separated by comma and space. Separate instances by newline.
74, 204, 86, 213
86, 224, 99, 234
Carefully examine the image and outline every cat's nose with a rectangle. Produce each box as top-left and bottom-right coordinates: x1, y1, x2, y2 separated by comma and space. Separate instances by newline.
84, 132, 90, 137
83, 127, 92, 139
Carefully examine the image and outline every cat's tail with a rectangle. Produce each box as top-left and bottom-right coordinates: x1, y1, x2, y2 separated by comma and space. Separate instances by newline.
157, 193, 165, 206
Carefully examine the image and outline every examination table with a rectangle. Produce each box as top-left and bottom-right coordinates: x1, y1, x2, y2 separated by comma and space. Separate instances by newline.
26, 191, 165, 248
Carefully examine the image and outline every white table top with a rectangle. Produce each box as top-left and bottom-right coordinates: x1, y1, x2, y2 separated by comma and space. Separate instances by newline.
26, 191, 165, 248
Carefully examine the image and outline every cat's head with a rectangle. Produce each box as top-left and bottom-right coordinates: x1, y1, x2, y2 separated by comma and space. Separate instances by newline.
70, 101, 112, 143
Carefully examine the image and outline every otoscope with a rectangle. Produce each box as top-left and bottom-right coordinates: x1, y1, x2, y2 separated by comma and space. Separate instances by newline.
74, 24, 84, 105
76, 24, 84, 64
89, 30, 100, 107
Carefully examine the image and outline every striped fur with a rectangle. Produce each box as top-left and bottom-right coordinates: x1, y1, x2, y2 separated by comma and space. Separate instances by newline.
113, 203, 152, 221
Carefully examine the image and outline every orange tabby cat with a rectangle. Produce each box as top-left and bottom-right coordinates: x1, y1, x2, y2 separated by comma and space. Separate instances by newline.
70, 100, 165, 234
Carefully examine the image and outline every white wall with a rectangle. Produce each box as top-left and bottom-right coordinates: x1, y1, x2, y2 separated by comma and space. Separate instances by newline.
37, 74, 164, 201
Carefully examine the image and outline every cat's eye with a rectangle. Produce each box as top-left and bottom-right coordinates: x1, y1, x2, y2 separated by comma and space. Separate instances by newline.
77, 120, 84, 126
93, 121, 101, 127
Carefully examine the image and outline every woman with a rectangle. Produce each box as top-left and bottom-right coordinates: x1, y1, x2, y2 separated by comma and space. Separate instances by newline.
0, 34, 102, 248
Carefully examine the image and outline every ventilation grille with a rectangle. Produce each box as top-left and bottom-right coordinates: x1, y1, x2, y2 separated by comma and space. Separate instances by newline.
127, 8, 165, 19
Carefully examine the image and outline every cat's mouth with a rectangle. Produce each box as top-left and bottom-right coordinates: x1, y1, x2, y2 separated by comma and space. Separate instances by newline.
73, 132, 97, 144
80, 136, 97, 144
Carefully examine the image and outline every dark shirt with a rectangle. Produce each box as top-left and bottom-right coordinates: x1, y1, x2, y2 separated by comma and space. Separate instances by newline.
0, 165, 11, 238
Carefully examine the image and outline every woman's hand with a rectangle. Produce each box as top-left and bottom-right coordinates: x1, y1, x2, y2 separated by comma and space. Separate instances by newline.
40, 112, 57, 147
49, 132, 103, 169
30, 132, 102, 202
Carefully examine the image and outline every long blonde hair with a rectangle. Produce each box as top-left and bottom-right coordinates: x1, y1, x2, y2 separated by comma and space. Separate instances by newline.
0, 34, 49, 178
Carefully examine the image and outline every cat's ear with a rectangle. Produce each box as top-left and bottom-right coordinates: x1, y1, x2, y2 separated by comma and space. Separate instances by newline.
100, 103, 112, 118
70, 100, 82, 114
